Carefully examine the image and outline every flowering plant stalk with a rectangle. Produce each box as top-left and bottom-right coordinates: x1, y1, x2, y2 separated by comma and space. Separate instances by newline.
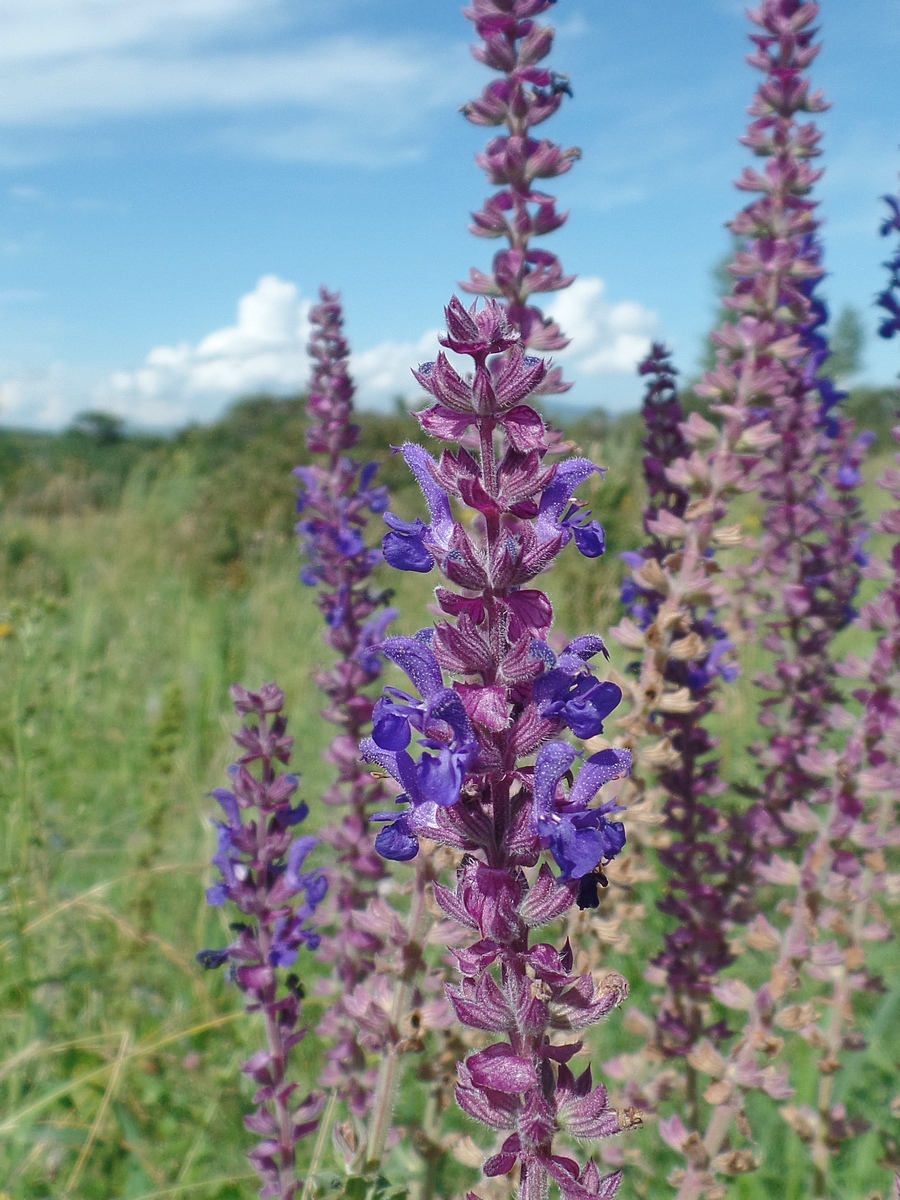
295, 289, 401, 1121
619, 345, 743, 1080
197, 684, 327, 1200
609, 0, 829, 1069
296, 291, 454, 1193
460, 0, 577, 379
368, 295, 636, 1198
879, 183, 900, 343
728, 0, 870, 867
663, 428, 900, 1198
358, 6, 594, 1177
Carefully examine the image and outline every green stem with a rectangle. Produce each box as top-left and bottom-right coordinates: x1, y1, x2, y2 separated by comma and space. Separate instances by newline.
363, 865, 430, 1173
300, 1090, 338, 1200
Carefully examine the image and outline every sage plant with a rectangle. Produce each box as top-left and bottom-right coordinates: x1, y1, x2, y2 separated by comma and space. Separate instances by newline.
675, 1, 868, 882
879, 185, 900, 342
461, 0, 577, 383
367, 296, 636, 1198
609, 0, 858, 1115
620, 345, 743, 1070
665, 428, 900, 1199
198, 684, 327, 1200
623, 10, 890, 1176
294, 289, 399, 1118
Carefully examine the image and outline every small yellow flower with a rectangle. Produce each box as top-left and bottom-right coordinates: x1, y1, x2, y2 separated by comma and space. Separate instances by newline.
0, 623, 13, 638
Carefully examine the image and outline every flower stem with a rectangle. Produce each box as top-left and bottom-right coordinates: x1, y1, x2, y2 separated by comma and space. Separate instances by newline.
300, 1090, 338, 1200
363, 862, 430, 1173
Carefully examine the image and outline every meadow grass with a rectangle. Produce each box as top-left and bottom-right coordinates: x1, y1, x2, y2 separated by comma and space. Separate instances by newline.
0, 436, 897, 1198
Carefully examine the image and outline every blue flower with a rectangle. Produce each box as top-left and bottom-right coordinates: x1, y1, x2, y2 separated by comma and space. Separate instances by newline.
363, 639, 479, 861
383, 513, 436, 572
372, 810, 420, 862
531, 742, 631, 882
560, 506, 606, 558
533, 665, 621, 741
535, 457, 606, 558
371, 637, 475, 764
381, 444, 454, 573
207, 822, 243, 906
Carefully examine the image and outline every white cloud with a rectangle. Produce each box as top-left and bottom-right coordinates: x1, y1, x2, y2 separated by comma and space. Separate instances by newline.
546, 276, 657, 375
0, 0, 272, 63
100, 275, 440, 428
0, 361, 99, 429
0, 276, 658, 431
0, 1, 474, 165
103, 274, 312, 426
352, 330, 442, 405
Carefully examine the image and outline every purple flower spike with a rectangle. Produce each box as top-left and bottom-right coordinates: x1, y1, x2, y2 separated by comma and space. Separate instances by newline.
722, 1, 872, 884
616, 0, 869, 1068
878, 181, 900, 342
197, 685, 326, 1200
619, 343, 751, 1057
353, 1, 638, 1187
295, 288, 407, 1120
375, 285, 636, 1193
460, 0, 579, 380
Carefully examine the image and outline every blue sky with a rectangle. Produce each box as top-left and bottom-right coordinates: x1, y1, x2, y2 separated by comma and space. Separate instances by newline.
0, 0, 897, 430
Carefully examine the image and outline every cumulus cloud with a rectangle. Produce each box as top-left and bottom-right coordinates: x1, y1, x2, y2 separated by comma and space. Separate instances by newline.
546, 276, 657, 376
100, 275, 440, 428
103, 275, 312, 426
352, 330, 442, 406
1, 274, 658, 431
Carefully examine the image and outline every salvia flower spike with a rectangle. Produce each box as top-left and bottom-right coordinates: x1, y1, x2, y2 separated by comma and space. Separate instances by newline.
369, 296, 636, 1197
669, 429, 900, 1197
461, 0, 578, 385
198, 684, 327, 1200
620, 344, 745, 1065
878, 181, 900, 343
611, 0, 854, 1077
730, 0, 870, 868
295, 289, 400, 1118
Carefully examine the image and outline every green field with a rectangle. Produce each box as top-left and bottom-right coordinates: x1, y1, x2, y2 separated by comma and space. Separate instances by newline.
1, 397, 898, 1199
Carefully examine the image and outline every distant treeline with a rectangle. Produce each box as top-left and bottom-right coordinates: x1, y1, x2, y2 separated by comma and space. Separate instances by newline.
0, 383, 895, 630
2, 382, 895, 519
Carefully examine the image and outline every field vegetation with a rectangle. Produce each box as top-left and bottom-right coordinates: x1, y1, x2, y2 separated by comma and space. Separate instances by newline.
1, 388, 898, 1199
